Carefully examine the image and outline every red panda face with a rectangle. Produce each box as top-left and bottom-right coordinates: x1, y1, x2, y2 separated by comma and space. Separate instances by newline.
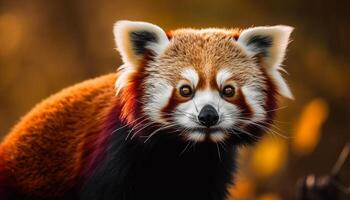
114, 21, 293, 143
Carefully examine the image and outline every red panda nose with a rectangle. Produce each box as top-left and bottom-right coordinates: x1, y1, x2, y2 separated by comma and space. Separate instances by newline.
198, 105, 219, 128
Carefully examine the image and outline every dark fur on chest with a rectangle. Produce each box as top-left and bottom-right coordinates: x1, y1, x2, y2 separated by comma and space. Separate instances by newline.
81, 125, 237, 200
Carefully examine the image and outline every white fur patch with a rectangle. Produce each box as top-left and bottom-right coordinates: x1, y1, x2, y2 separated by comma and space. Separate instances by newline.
241, 85, 266, 123
269, 69, 294, 99
186, 131, 206, 142
115, 64, 134, 95
210, 132, 227, 142
193, 90, 220, 110
181, 68, 199, 87
175, 89, 239, 135
216, 68, 232, 87
113, 20, 169, 67
175, 91, 217, 129
143, 78, 173, 123
238, 25, 293, 69
237, 25, 294, 99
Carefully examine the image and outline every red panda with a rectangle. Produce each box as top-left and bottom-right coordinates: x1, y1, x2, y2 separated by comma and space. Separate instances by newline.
0, 21, 293, 200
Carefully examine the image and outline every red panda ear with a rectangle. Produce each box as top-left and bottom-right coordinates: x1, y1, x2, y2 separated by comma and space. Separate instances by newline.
237, 25, 294, 99
114, 20, 170, 67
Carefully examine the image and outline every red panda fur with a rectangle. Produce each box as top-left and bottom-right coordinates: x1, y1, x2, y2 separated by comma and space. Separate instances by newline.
0, 73, 117, 198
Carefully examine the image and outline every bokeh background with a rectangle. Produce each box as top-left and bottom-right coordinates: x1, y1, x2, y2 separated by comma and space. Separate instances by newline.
0, 0, 349, 199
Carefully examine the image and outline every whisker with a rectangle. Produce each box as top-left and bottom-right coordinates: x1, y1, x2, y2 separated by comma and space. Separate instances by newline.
217, 96, 221, 113
175, 109, 197, 118
180, 140, 192, 156
111, 115, 147, 135
130, 121, 157, 140
144, 123, 178, 143
216, 143, 222, 162
228, 127, 261, 141
192, 99, 199, 113
234, 118, 289, 139
218, 140, 227, 152
222, 112, 286, 128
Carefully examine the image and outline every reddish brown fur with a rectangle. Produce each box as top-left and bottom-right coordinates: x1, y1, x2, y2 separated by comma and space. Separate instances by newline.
0, 74, 117, 198
118, 71, 143, 124
144, 29, 266, 94
119, 52, 154, 126
231, 88, 253, 119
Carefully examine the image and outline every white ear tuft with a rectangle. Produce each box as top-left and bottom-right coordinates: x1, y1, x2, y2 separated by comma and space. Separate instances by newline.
113, 20, 170, 67
237, 25, 293, 69
271, 69, 294, 99
237, 25, 294, 99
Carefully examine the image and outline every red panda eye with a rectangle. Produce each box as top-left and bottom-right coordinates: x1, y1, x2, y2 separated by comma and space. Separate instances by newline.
222, 85, 235, 97
179, 85, 193, 97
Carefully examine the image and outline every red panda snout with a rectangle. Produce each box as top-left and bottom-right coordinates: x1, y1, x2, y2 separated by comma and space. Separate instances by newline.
197, 104, 219, 127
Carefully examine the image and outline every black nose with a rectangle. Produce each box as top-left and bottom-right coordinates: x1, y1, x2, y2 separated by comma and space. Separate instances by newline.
198, 105, 219, 127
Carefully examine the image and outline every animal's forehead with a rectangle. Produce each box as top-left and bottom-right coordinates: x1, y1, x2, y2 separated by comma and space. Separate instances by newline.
149, 29, 262, 86
169, 29, 242, 56
162, 29, 250, 69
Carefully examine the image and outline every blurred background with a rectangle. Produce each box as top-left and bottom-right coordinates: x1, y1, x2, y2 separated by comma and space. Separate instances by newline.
0, 0, 349, 199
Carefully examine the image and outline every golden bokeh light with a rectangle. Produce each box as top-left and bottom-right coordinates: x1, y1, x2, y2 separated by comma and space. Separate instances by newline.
292, 99, 329, 156
250, 136, 288, 178
258, 193, 281, 200
228, 175, 255, 200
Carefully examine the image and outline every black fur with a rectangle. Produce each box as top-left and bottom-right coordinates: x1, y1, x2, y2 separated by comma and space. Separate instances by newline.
247, 35, 273, 57
81, 123, 237, 200
130, 31, 157, 55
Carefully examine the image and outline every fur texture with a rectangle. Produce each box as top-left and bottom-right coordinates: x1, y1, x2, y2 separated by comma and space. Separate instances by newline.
0, 74, 117, 199
0, 20, 293, 200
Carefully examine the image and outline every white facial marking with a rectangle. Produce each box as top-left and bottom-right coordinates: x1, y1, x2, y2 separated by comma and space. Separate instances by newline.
175, 89, 240, 142
186, 131, 206, 142
144, 78, 173, 123
241, 85, 266, 123
216, 68, 232, 87
175, 90, 220, 129
210, 132, 227, 142
193, 90, 220, 110
181, 68, 199, 87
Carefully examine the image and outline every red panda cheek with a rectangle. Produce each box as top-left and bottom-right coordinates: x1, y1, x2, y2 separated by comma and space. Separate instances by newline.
160, 89, 178, 122
229, 88, 253, 119
160, 87, 194, 123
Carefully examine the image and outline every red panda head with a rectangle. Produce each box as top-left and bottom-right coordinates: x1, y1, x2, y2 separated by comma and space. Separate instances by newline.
113, 20, 293, 144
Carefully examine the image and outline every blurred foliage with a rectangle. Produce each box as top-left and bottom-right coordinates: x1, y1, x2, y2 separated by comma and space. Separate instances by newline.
293, 99, 329, 156
258, 193, 282, 200
0, 0, 349, 199
251, 137, 288, 179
